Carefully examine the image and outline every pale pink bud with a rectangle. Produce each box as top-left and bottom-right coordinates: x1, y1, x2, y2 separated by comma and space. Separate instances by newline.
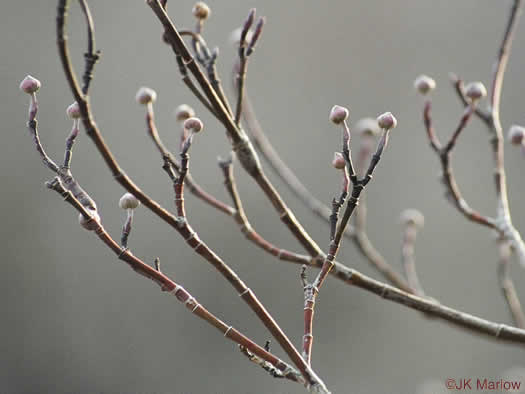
329, 105, 349, 124
66, 102, 81, 119
354, 117, 380, 137
135, 87, 157, 105
184, 117, 203, 133
119, 192, 140, 210
413, 75, 436, 95
78, 209, 100, 231
192, 2, 210, 20
464, 81, 487, 101
508, 125, 525, 146
174, 104, 195, 122
377, 112, 397, 130
19, 75, 41, 94
400, 209, 424, 228
332, 152, 346, 170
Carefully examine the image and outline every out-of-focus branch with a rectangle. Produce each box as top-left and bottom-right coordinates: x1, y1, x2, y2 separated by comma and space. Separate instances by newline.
240, 89, 411, 292
497, 241, 525, 328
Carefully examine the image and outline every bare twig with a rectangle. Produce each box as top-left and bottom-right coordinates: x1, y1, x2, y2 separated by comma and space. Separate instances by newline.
422, 100, 497, 229
144, 101, 235, 216
45, 176, 302, 385
218, 156, 310, 264
57, 3, 328, 390
78, 0, 100, 94
240, 89, 411, 291
497, 240, 525, 328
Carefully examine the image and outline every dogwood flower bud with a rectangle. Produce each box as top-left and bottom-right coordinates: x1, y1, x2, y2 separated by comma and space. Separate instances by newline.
135, 87, 157, 105
508, 125, 525, 146
192, 2, 210, 20
377, 112, 397, 130
184, 117, 203, 133
354, 117, 380, 137
66, 102, 81, 119
329, 105, 349, 124
400, 209, 424, 228
464, 81, 487, 101
174, 104, 195, 122
78, 209, 100, 231
19, 75, 41, 94
414, 75, 436, 95
119, 192, 141, 210
332, 152, 346, 169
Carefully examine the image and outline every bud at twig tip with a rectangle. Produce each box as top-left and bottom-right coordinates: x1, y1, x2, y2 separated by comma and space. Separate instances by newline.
66, 102, 81, 119
464, 81, 487, 101
377, 112, 397, 130
184, 117, 203, 133
19, 75, 41, 94
508, 125, 525, 146
192, 2, 210, 20
332, 152, 346, 170
414, 75, 436, 95
174, 104, 195, 122
329, 105, 349, 125
136, 87, 157, 105
119, 192, 141, 210
400, 209, 424, 228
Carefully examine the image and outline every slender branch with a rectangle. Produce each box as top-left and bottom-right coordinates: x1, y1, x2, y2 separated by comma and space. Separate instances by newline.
497, 241, 525, 328
164, 132, 326, 389
422, 100, 496, 229
218, 156, 310, 264
304, 123, 392, 364
58, 3, 328, 390
400, 217, 425, 297
148, 0, 326, 263
63, 118, 80, 169
144, 101, 235, 216
45, 176, 302, 385
240, 89, 411, 291
78, 0, 100, 94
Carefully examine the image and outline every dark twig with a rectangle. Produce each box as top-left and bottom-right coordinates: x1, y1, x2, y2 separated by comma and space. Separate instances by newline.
78, 0, 100, 94
497, 240, 525, 328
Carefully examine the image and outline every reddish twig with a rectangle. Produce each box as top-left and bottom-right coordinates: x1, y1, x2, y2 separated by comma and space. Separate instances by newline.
144, 101, 235, 216
57, 3, 328, 390
44, 177, 303, 384
422, 100, 496, 229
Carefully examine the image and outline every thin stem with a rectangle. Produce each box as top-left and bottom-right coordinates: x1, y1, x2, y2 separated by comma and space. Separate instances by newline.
144, 102, 235, 216
240, 88, 410, 291
497, 241, 525, 328
218, 157, 309, 264
401, 224, 425, 297
121, 209, 133, 249
422, 100, 496, 229
58, 3, 327, 389
78, 0, 100, 94
45, 177, 302, 385
63, 119, 80, 169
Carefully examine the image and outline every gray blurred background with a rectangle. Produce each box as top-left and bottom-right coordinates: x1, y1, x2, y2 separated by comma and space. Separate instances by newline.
2, 1, 525, 393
